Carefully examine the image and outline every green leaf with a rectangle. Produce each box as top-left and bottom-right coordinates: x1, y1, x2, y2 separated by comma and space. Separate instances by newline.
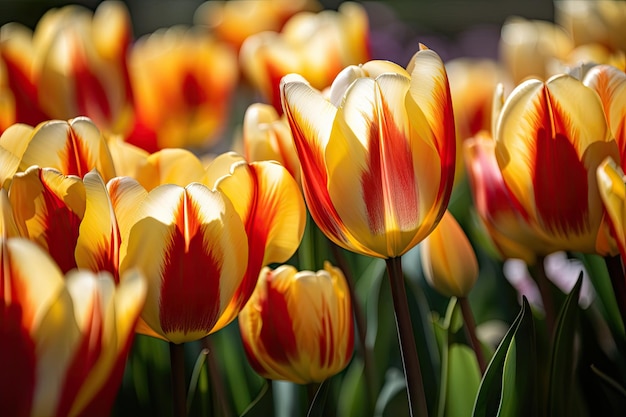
445, 344, 481, 417
548, 273, 583, 417
187, 347, 209, 415
472, 297, 536, 417
336, 359, 367, 417
374, 368, 408, 417
240, 381, 272, 417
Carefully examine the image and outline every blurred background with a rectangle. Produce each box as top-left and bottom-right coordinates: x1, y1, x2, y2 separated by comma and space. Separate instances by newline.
0, 0, 554, 64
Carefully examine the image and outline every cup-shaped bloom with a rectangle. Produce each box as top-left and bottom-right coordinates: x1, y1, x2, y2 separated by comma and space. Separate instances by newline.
491, 74, 619, 257
499, 17, 574, 84
281, 46, 456, 258
420, 210, 478, 298
239, 262, 354, 384
205, 152, 306, 328
0, 117, 117, 183
119, 182, 248, 344
0, 237, 146, 417
127, 26, 238, 152
243, 103, 301, 183
194, 0, 321, 51
583, 65, 626, 168
240, 1, 370, 112
0, 2, 134, 135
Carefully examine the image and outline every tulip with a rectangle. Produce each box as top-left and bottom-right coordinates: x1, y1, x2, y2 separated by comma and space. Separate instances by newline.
280, 45, 455, 259
597, 157, 626, 260
0, 237, 146, 417
205, 152, 306, 329
242, 103, 301, 183
0, 1, 134, 135
194, 0, 321, 51
131, 148, 209, 191
119, 182, 248, 344
240, 1, 370, 112
420, 210, 478, 298
127, 26, 238, 152
491, 73, 619, 257
238, 262, 354, 384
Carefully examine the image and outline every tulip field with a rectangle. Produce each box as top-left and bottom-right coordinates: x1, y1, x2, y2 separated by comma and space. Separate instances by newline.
1, 1, 625, 416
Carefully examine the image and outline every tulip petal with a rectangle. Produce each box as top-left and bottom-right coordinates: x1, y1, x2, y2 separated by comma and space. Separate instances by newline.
597, 157, 626, 259
121, 183, 247, 343
281, 75, 351, 247
75, 170, 121, 281
212, 156, 306, 328
133, 148, 207, 191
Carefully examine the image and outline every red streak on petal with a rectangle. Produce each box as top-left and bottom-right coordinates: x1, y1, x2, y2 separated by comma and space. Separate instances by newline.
126, 117, 160, 153
0, 51, 49, 127
287, 111, 346, 244
266, 60, 286, 115
0, 302, 36, 417
90, 228, 121, 284
65, 127, 95, 179
533, 90, 589, 235
72, 47, 113, 126
159, 194, 222, 335
258, 273, 298, 364
317, 302, 332, 368
182, 72, 207, 108
40, 173, 81, 274
56, 297, 103, 417
362, 99, 418, 234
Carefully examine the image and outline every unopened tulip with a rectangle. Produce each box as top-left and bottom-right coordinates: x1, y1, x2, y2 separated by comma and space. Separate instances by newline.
239, 262, 354, 384
119, 182, 248, 344
420, 210, 478, 298
0, 237, 146, 417
240, 2, 370, 112
281, 45, 455, 258
243, 103, 301, 183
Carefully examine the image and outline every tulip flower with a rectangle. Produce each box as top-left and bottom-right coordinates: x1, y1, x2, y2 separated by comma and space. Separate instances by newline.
280, 45, 456, 259
127, 26, 238, 152
0, 1, 134, 135
238, 262, 354, 384
240, 1, 370, 112
0, 237, 146, 417
597, 157, 626, 260
420, 210, 478, 298
194, 0, 321, 51
131, 148, 209, 191
242, 103, 301, 183
205, 152, 306, 329
465, 74, 619, 263
119, 182, 248, 344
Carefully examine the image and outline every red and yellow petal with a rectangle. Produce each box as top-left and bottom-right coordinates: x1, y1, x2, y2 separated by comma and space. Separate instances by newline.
121, 183, 248, 343
75, 170, 121, 281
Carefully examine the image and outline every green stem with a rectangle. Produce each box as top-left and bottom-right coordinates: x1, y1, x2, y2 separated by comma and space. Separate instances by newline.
531, 256, 556, 338
329, 242, 378, 411
459, 297, 487, 374
169, 342, 187, 417
386, 256, 428, 417
604, 255, 626, 331
201, 336, 234, 417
